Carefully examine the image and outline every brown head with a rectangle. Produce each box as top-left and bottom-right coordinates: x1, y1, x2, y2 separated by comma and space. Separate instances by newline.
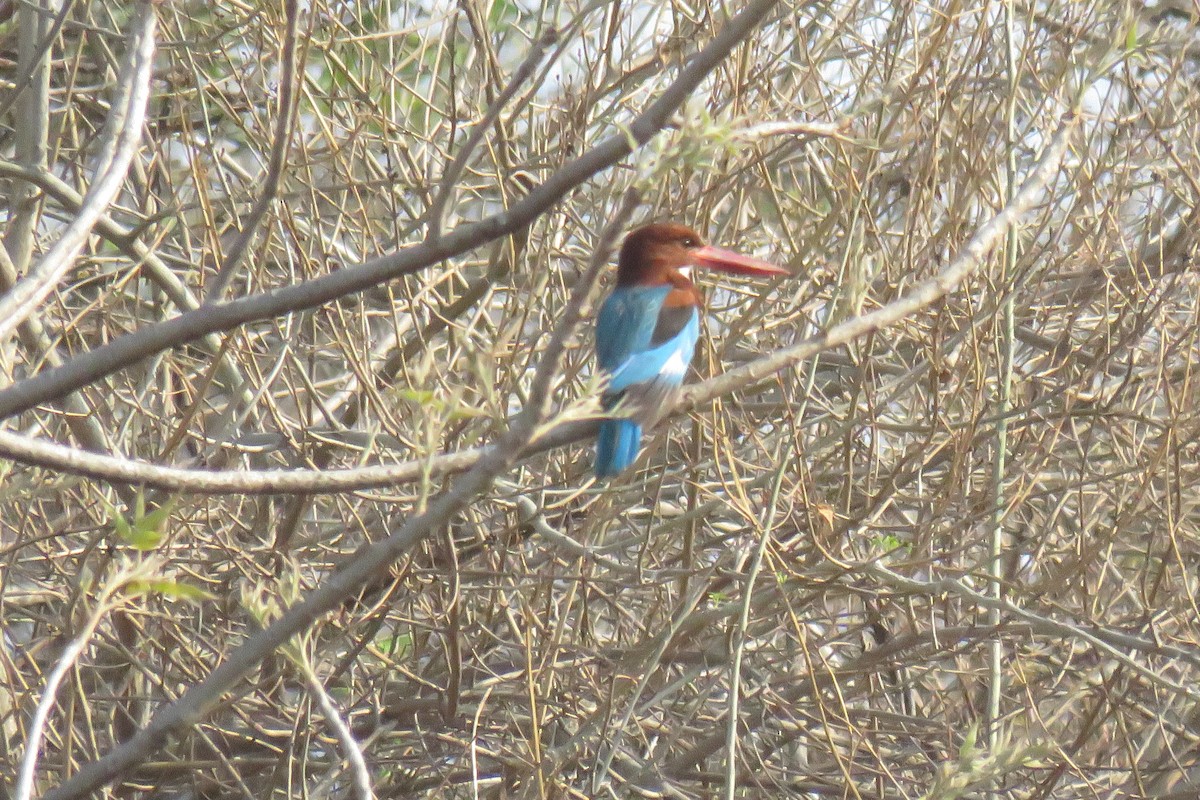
615, 223, 788, 288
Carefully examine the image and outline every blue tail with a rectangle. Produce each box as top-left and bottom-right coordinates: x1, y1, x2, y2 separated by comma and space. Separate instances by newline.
595, 419, 642, 478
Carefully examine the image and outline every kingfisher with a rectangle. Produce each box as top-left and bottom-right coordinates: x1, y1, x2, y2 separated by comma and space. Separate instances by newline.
593, 223, 788, 477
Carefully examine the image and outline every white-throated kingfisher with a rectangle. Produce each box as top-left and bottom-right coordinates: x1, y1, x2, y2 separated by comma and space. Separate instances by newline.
593, 223, 788, 477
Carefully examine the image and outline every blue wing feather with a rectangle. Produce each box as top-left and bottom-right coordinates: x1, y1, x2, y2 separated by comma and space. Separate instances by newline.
593, 286, 700, 477
595, 286, 670, 371
596, 287, 699, 393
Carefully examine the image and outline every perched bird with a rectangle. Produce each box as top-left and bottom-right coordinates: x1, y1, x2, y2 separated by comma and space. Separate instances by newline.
593, 223, 787, 477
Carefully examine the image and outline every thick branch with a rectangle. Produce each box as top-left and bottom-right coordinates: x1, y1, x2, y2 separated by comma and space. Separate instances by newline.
0, 114, 1077, 494
36, 194, 640, 800
0, 1, 157, 348
0, 0, 781, 421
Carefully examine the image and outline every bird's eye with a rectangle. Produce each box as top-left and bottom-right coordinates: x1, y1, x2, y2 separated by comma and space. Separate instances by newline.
682, 237, 698, 248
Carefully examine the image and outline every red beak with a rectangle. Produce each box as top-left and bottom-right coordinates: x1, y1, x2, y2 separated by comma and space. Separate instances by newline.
690, 245, 789, 277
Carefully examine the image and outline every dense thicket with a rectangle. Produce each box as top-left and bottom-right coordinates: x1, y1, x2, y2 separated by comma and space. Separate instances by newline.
1, 1, 1198, 797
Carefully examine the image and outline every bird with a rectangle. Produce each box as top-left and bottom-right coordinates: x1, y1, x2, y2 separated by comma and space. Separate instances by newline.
593, 223, 788, 477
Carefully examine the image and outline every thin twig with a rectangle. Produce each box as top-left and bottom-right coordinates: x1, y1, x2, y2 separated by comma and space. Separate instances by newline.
858, 561, 1200, 700
301, 662, 374, 800
724, 444, 789, 800
0, 116, 1076, 493
987, 0, 1023, 744
0, 0, 782, 420
0, 1, 157, 349
0, 0, 75, 121
36, 193, 641, 800
426, 28, 558, 242
681, 111, 1078, 409
0, 160, 257, 411
15, 580, 125, 800
733, 119, 859, 144
590, 580, 710, 794
204, 0, 303, 302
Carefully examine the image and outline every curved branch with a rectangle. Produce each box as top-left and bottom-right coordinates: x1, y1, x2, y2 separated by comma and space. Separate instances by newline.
0, 0, 782, 421
204, 0, 303, 301
36, 192, 641, 800
0, 114, 1078, 494
0, 161, 258, 408
0, 161, 199, 313
0, 1, 157, 348
0, 411, 592, 493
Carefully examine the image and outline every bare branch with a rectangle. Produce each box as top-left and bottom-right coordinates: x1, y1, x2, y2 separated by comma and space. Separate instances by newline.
204, 0, 303, 302
426, 27, 558, 242
0, 116, 1074, 494
0, 0, 781, 420
0, 1, 157, 349
36, 195, 640, 800
682, 111, 1080, 409
7, 2, 1198, 795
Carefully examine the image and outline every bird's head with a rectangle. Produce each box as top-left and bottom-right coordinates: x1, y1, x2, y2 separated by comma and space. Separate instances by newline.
615, 223, 788, 287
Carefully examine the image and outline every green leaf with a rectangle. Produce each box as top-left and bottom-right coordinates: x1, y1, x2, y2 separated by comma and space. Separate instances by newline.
377, 631, 413, 658
123, 579, 213, 602
959, 723, 979, 762
396, 388, 437, 406
448, 403, 486, 420
148, 579, 214, 602
116, 498, 177, 551
122, 524, 163, 551
488, 0, 517, 26
113, 512, 134, 542
872, 533, 902, 552
139, 498, 176, 532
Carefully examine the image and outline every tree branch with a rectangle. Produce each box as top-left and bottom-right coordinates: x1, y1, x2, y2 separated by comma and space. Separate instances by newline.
204, 0, 303, 302
426, 27, 558, 242
36, 196, 641, 800
0, 113, 1077, 494
0, 0, 782, 420
0, 1, 157, 349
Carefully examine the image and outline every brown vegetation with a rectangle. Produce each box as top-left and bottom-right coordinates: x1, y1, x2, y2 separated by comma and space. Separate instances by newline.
1, 0, 1198, 798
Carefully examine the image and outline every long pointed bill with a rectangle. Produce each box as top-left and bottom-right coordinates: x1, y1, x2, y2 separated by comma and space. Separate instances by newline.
690, 245, 789, 277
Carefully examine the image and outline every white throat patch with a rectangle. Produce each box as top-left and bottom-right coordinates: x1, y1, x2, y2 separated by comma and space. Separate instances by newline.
677, 266, 693, 280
